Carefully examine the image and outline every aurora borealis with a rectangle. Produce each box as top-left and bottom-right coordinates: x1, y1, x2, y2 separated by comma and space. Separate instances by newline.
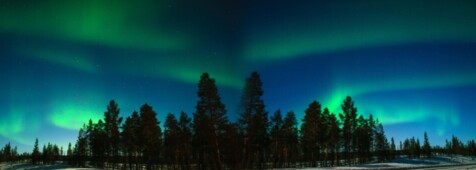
1, 0, 476, 152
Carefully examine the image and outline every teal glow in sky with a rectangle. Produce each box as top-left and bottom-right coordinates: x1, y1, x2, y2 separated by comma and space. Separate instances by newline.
1, 0, 476, 152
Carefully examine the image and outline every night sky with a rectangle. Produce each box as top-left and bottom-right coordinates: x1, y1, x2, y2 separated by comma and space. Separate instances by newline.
1, 0, 476, 152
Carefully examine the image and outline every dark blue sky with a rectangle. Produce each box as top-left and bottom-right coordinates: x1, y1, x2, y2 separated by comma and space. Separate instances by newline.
1, 0, 476, 152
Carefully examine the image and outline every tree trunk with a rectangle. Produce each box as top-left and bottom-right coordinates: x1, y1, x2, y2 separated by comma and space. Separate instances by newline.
214, 137, 222, 170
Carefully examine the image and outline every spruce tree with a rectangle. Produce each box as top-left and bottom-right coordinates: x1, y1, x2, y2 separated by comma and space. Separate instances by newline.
374, 122, 388, 162
270, 110, 284, 168
390, 137, 396, 160
104, 100, 122, 169
320, 107, 332, 166
193, 73, 228, 170
74, 126, 88, 167
121, 111, 140, 169
67, 143, 72, 165
164, 113, 181, 168
139, 104, 162, 170
423, 131, 432, 158
90, 120, 107, 167
282, 111, 299, 168
238, 71, 269, 169
339, 96, 358, 165
31, 138, 40, 164
328, 112, 340, 166
178, 111, 192, 169
300, 100, 321, 167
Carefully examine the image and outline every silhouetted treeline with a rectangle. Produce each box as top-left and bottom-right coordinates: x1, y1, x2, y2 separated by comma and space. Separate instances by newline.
1, 72, 476, 169
0, 139, 62, 165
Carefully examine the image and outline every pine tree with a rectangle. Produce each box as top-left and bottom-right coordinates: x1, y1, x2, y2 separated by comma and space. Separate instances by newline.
282, 111, 299, 168
328, 112, 340, 166
164, 113, 181, 168
90, 119, 107, 167
42, 144, 47, 164
423, 131, 432, 158
374, 122, 388, 162
300, 100, 321, 167
2, 143, 11, 163
238, 71, 269, 169
67, 143, 72, 165
74, 126, 88, 167
222, 123, 242, 169
104, 100, 123, 169
416, 138, 421, 158
320, 107, 333, 166
178, 111, 192, 169
51, 144, 59, 164
368, 114, 376, 152
355, 115, 372, 163
31, 138, 41, 164
193, 73, 228, 170
390, 137, 396, 160
139, 104, 162, 170
121, 111, 140, 169
467, 140, 476, 158
339, 96, 358, 165
270, 110, 284, 168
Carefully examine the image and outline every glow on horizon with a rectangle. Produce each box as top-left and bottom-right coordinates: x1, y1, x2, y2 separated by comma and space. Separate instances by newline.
0, 109, 29, 145
49, 104, 103, 130
324, 70, 476, 112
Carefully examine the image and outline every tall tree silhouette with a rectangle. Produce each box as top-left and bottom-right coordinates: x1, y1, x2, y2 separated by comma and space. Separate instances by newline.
73, 126, 88, 167
390, 137, 396, 160
31, 138, 40, 164
320, 107, 333, 166
193, 73, 228, 170
222, 123, 242, 169
121, 111, 141, 169
328, 111, 340, 166
355, 115, 372, 163
164, 113, 181, 169
374, 122, 389, 162
270, 109, 284, 168
300, 101, 321, 167
423, 131, 432, 158
178, 111, 192, 169
66, 143, 72, 165
339, 96, 358, 165
139, 104, 162, 170
89, 119, 107, 167
104, 100, 123, 169
238, 71, 269, 169
467, 140, 476, 157
2, 143, 12, 163
282, 111, 299, 168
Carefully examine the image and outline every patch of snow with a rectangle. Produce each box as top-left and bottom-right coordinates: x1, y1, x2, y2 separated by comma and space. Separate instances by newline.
296, 155, 476, 169
0, 163, 100, 170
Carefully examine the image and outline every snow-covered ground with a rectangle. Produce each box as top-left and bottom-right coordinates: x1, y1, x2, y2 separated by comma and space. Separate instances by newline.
301, 155, 476, 169
1, 156, 475, 170
0, 163, 100, 170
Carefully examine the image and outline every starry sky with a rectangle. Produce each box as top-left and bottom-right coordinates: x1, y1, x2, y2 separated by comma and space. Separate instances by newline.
1, 0, 476, 152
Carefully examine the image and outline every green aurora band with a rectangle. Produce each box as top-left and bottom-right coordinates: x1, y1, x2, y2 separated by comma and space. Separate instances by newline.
245, 1, 476, 62
20, 47, 99, 73
49, 104, 103, 130
0, 0, 190, 51
325, 71, 476, 112
0, 109, 28, 145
